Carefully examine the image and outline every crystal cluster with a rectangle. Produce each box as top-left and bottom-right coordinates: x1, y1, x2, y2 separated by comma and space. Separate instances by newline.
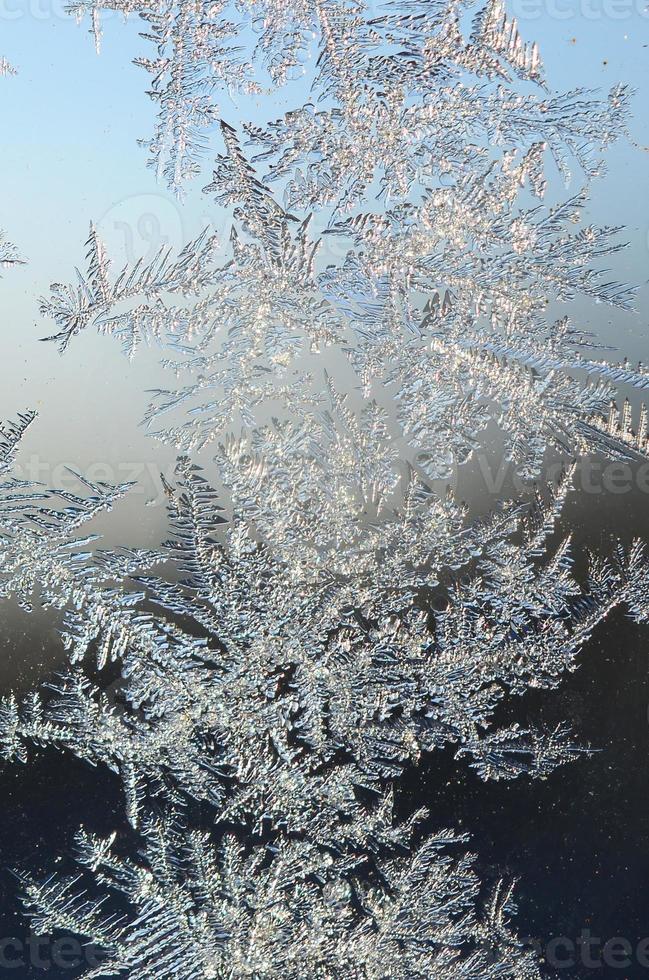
0, 1, 647, 976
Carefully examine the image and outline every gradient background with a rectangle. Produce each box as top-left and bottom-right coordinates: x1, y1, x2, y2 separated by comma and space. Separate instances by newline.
0, 4, 649, 976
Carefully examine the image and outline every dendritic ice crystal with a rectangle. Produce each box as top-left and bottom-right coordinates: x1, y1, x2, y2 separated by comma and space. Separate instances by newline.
1, 2, 649, 977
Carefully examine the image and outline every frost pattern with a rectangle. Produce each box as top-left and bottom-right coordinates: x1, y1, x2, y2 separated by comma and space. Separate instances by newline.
1, 2, 648, 977
3, 453, 648, 810
21, 815, 545, 979
65, 0, 632, 194
0, 229, 22, 269
0, 423, 583, 974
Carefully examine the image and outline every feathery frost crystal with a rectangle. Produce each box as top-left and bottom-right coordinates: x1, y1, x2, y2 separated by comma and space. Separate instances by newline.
1, 1, 648, 976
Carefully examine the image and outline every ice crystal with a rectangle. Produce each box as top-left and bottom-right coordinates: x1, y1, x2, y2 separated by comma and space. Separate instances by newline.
0, 229, 22, 270
2, 418, 648, 974
1, 1, 648, 976
64, 0, 631, 194
3, 450, 648, 828
21, 811, 545, 979
41, 129, 646, 507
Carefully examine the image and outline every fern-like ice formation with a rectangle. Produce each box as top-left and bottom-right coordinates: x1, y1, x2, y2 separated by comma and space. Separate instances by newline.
21, 814, 547, 979
0, 58, 16, 77
2, 422, 649, 974
65, 0, 632, 194
2, 421, 582, 975
0, 229, 22, 269
1, 1, 648, 976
